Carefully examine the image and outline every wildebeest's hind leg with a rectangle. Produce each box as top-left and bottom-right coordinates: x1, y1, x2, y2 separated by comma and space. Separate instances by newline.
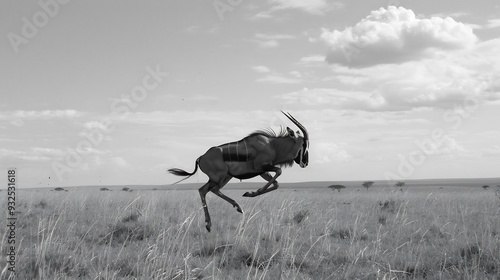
210, 176, 242, 213
243, 166, 282, 197
199, 181, 215, 232
197, 147, 228, 232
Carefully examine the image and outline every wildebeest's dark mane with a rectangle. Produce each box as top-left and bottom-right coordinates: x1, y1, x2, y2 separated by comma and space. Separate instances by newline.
248, 126, 289, 138
248, 126, 295, 168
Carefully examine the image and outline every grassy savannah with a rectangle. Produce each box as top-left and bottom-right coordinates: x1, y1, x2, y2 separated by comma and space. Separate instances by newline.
1, 184, 499, 279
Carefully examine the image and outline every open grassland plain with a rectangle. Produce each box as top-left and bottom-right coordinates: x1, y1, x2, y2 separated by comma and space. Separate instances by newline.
1, 186, 499, 279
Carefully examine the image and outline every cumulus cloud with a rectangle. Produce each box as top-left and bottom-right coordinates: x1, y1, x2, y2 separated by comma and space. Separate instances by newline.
421, 135, 468, 156
275, 64, 489, 111
321, 6, 477, 67
286, 32, 499, 111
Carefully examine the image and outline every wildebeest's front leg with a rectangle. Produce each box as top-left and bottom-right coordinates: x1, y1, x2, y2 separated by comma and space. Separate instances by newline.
243, 165, 281, 197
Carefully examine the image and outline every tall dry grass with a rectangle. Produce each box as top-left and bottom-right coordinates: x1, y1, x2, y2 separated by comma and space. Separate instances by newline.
0, 186, 499, 279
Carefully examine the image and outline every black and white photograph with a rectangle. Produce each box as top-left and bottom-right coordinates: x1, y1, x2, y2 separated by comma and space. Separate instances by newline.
1, 0, 500, 279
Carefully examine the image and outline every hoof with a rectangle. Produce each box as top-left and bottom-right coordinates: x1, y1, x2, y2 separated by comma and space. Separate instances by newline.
233, 205, 243, 213
243, 192, 259, 197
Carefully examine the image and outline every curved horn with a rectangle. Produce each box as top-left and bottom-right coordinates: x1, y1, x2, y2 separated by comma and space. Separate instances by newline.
281, 111, 308, 140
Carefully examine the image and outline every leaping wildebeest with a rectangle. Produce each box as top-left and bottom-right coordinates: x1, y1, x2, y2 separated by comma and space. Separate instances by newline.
168, 111, 309, 232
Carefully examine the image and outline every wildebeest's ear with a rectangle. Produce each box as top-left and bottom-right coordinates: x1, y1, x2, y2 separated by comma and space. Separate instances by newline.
287, 127, 295, 137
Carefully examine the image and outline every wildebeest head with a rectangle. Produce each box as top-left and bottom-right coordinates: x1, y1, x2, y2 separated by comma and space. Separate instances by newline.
282, 112, 309, 168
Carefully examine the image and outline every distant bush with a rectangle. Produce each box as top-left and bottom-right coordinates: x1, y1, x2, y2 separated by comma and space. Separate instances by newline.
395, 181, 405, 188
328, 185, 346, 192
482, 185, 490, 190
362, 181, 374, 190
100, 187, 110, 191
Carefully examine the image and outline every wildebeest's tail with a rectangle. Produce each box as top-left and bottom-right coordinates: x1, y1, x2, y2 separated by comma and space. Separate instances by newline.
168, 158, 199, 185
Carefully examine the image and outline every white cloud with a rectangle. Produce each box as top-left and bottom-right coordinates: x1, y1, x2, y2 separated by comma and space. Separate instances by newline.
278, 79, 486, 111
321, 6, 477, 68
0, 110, 82, 126
275, 54, 496, 110
31, 147, 66, 158
300, 55, 325, 63
276, 88, 386, 110
257, 40, 279, 48
268, 0, 343, 15
314, 142, 351, 163
89, 155, 128, 167
255, 33, 296, 40
0, 109, 81, 120
300, 33, 500, 112
112, 156, 128, 167
485, 19, 500, 29
431, 12, 468, 19
254, 10, 274, 19
184, 25, 201, 33
0, 147, 66, 162
253, 65, 303, 84
482, 146, 500, 156
472, 19, 500, 30
252, 65, 271, 73
83, 120, 109, 131
465, 23, 484, 30
256, 74, 301, 84
252, 0, 343, 20
252, 33, 295, 48
190, 95, 218, 101
425, 135, 468, 156
289, 71, 302, 78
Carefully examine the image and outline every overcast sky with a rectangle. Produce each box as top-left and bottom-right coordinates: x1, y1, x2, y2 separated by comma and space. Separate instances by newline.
1, 0, 499, 188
